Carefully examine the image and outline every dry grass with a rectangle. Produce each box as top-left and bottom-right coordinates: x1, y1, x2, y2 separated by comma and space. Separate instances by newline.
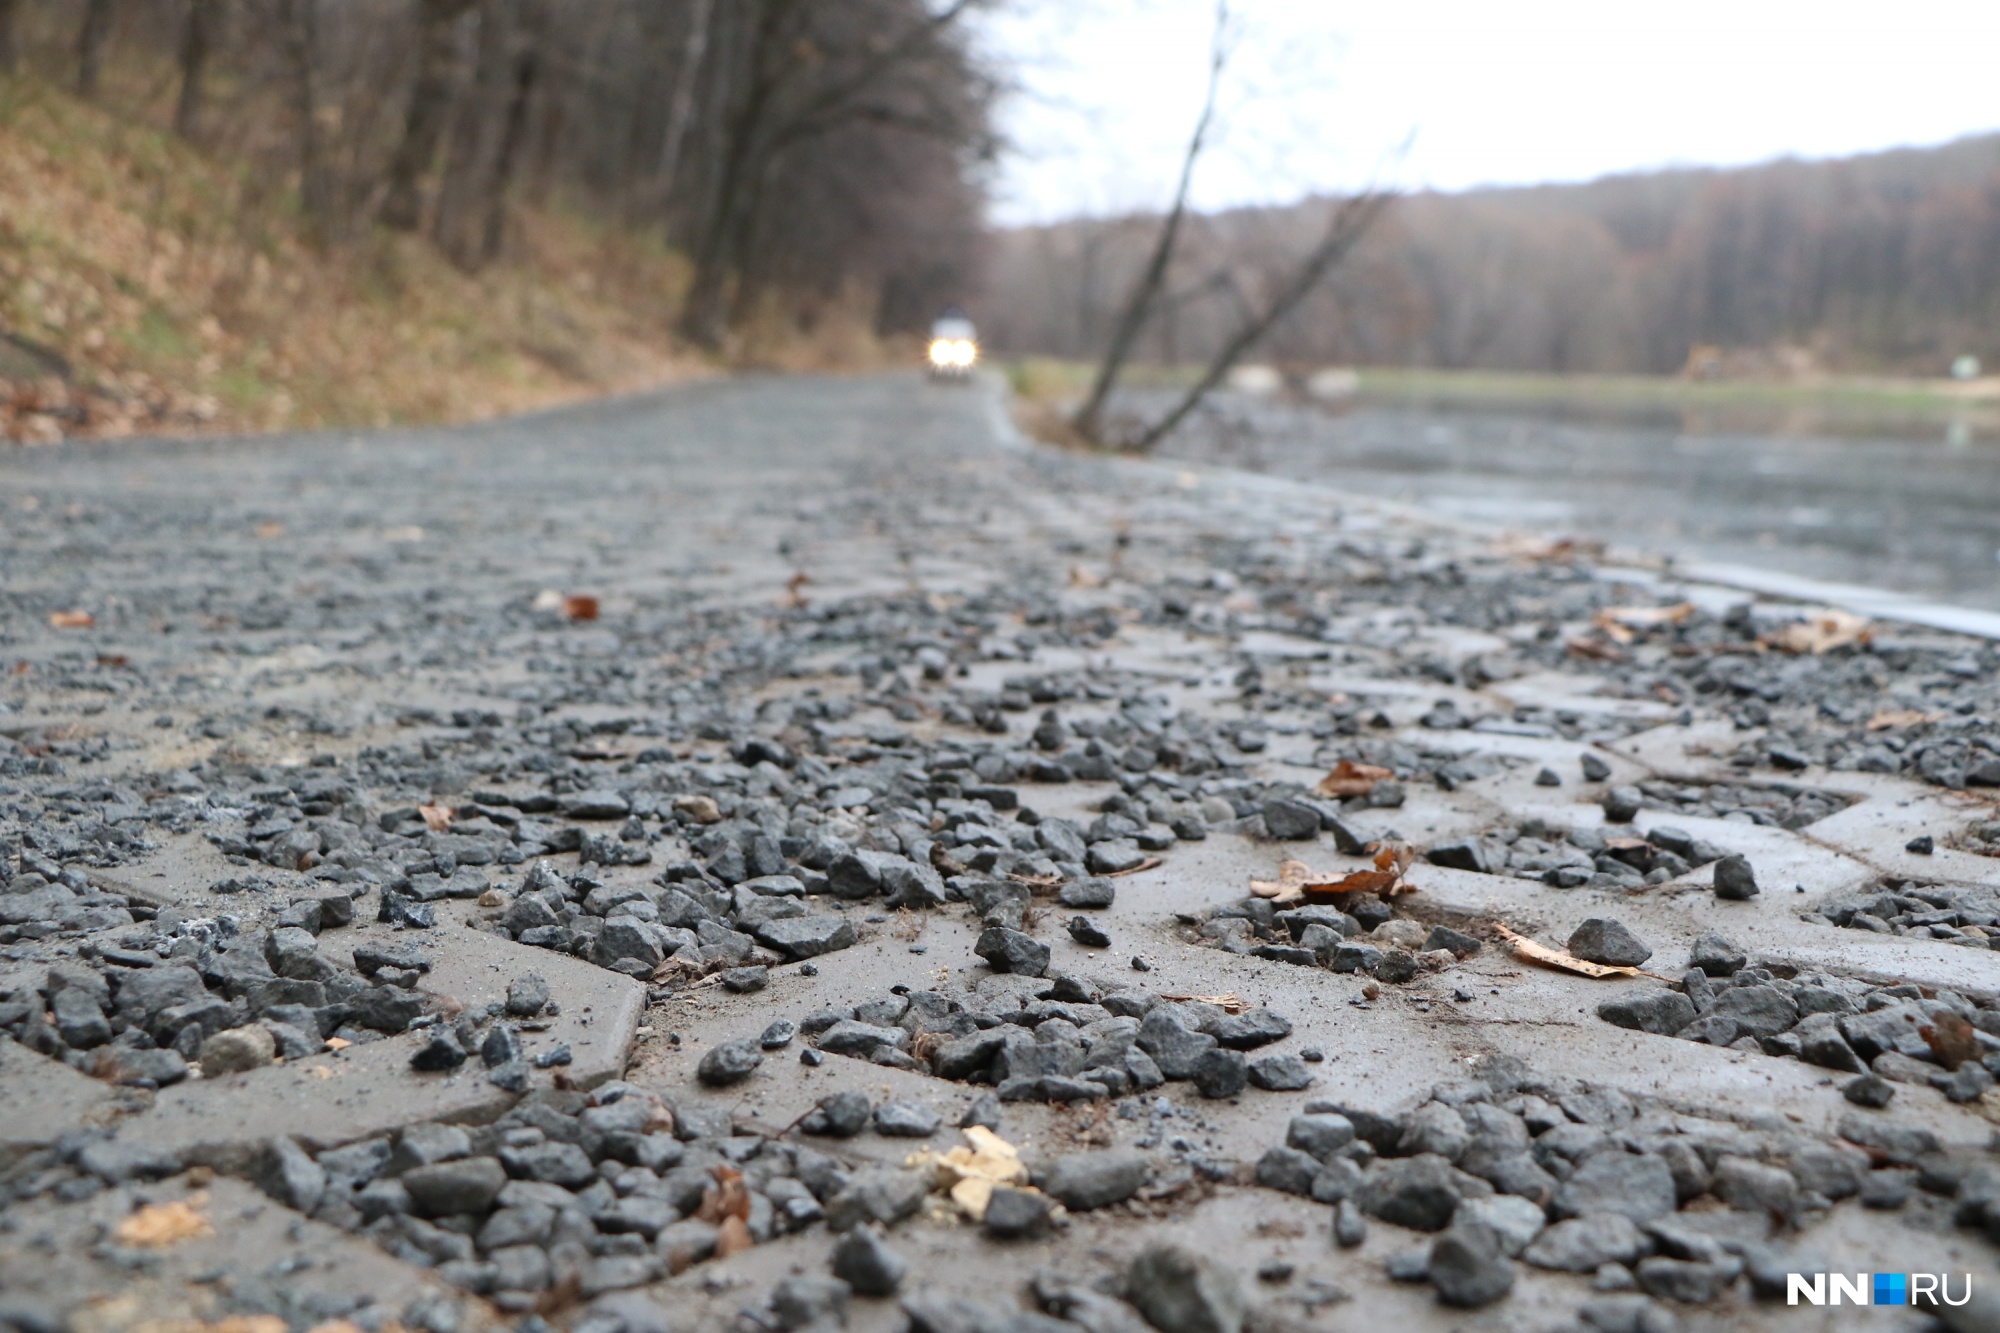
0, 77, 714, 442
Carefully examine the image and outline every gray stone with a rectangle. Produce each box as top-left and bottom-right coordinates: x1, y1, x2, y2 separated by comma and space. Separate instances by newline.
1210, 1007, 1292, 1049
1429, 1222, 1515, 1307
1358, 1154, 1478, 1232
1255, 1147, 1322, 1197
804, 1090, 873, 1137
75, 1138, 182, 1184
402, 1156, 507, 1216
1190, 1048, 1247, 1098
1553, 1151, 1677, 1223
500, 1141, 596, 1188
1041, 1149, 1150, 1210
1636, 1257, 1737, 1304
874, 1101, 941, 1137
1687, 931, 1745, 976
1247, 1053, 1312, 1091
826, 1168, 929, 1231
1602, 786, 1643, 822
982, 1185, 1054, 1238
1598, 991, 1695, 1036
1260, 799, 1321, 841
1711, 855, 1758, 899
1058, 877, 1116, 909
261, 1136, 325, 1215
1566, 918, 1653, 967
199, 1024, 276, 1075
1135, 1009, 1217, 1079
1085, 840, 1147, 875
1523, 1214, 1645, 1271
772, 1276, 852, 1330
753, 914, 857, 960
975, 926, 1051, 976
1708, 985, 1799, 1038
818, 1020, 909, 1058
697, 1037, 762, 1086
1334, 1198, 1367, 1247
1399, 1102, 1471, 1162
1454, 1194, 1546, 1256
1128, 1242, 1245, 1333
830, 1225, 907, 1297
1842, 1074, 1895, 1107
1286, 1113, 1356, 1161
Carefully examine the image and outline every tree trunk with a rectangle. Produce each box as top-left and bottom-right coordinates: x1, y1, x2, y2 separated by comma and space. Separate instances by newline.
1072, 1, 1228, 444
282, 0, 334, 236
0, 0, 19, 77
76, 0, 114, 98
381, 0, 476, 231
173, 0, 219, 140
432, 0, 518, 270
654, 0, 715, 218
476, 0, 543, 266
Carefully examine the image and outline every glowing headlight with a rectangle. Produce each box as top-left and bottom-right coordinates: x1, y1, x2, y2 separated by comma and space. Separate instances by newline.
929, 339, 977, 368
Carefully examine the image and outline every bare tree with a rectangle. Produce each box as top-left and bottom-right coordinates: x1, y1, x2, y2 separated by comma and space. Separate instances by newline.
282, 0, 338, 235
1071, 0, 1228, 445
174, 0, 221, 139
676, 0, 984, 349
0, 0, 19, 77
1131, 190, 1393, 450
381, 0, 478, 230
76, 0, 114, 97
654, 0, 715, 216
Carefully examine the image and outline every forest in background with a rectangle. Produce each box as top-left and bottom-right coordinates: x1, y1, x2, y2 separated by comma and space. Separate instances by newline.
0, 0, 993, 439
985, 133, 2000, 378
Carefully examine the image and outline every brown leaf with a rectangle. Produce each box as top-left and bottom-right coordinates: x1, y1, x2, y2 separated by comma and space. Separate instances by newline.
255, 521, 285, 539
783, 571, 812, 608
714, 1213, 754, 1259
1300, 869, 1401, 901
1867, 708, 1943, 731
1922, 1012, 1981, 1071
1157, 992, 1246, 1013
48, 609, 95, 628
1763, 609, 1870, 655
1593, 602, 1694, 644
417, 803, 453, 832
696, 1165, 751, 1223
114, 1198, 214, 1247
563, 594, 600, 621
1315, 760, 1392, 798
1565, 635, 1628, 663
1494, 924, 1646, 979
930, 842, 968, 877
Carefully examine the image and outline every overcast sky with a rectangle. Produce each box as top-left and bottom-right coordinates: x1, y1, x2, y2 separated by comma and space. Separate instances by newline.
976, 0, 2000, 226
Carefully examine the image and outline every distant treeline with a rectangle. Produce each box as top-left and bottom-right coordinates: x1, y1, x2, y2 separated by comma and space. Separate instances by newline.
985, 134, 2000, 376
0, 0, 992, 346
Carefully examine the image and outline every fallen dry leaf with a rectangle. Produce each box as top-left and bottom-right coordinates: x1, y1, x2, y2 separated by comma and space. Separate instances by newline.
1301, 869, 1402, 901
1498, 534, 1606, 563
1867, 708, 1944, 731
1315, 759, 1393, 799
255, 521, 285, 539
114, 1199, 213, 1248
696, 1165, 751, 1223
563, 594, 599, 622
714, 1213, 753, 1258
1923, 1012, 1981, 1070
324, 1036, 351, 1050
1068, 565, 1103, 588
48, 609, 95, 628
1565, 635, 1628, 663
1251, 845, 1416, 904
417, 803, 453, 832
783, 570, 812, 608
1157, 992, 1247, 1013
1592, 602, 1694, 644
1494, 924, 1646, 979
1764, 609, 1870, 655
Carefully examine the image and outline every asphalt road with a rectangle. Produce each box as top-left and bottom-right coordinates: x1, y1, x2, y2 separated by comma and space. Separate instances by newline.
1, 375, 1996, 1333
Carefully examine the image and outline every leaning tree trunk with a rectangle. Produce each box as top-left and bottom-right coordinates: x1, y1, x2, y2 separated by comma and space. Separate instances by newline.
76, 0, 114, 98
282, 0, 336, 237
173, 0, 219, 140
432, 0, 518, 269
0, 0, 19, 77
380, 0, 476, 231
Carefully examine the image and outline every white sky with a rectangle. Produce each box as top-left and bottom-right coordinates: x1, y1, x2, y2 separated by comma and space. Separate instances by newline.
975, 0, 2000, 225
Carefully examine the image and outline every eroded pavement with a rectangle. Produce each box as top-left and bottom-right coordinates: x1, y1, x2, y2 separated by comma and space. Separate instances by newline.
1, 375, 1997, 1333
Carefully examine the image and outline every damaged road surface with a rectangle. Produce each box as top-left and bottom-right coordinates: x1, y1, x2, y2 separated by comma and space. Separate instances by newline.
2, 374, 1998, 1333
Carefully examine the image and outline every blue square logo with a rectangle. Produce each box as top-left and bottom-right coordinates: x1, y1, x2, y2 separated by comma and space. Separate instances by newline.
1874, 1274, 1908, 1306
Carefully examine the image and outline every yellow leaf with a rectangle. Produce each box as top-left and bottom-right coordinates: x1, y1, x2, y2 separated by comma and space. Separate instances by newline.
1763, 609, 1870, 655
1494, 924, 1651, 979
49, 609, 95, 628
114, 1199, 213, 1248
1315, 760, 1392, 798
1866, 708, 1942, 731
417, 803, 453, 832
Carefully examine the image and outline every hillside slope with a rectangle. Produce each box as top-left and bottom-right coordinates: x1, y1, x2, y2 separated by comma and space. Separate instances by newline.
0, 80, 707, 443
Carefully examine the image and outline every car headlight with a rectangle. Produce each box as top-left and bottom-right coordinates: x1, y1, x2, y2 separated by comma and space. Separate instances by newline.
928, 339, 954, 367
951, 340, 977, 367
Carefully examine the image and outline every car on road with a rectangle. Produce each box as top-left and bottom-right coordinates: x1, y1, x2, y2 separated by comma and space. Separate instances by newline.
927, 309, 978, 380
